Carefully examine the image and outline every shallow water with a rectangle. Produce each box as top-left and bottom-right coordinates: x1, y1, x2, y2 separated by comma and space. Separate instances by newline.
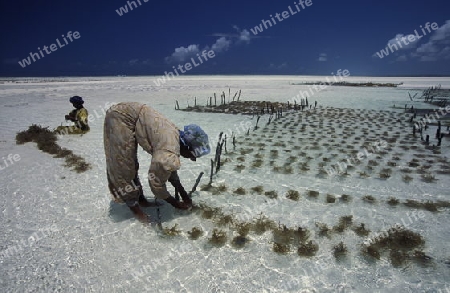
0, 76, 449, 292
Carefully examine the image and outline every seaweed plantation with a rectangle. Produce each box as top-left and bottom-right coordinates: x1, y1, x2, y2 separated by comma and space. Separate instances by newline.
15, 124, 91, 173
166, 98, 450, 267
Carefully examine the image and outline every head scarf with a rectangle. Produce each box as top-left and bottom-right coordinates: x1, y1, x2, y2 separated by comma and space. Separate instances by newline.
180, 124, 210, 158
69, 96, 84, 105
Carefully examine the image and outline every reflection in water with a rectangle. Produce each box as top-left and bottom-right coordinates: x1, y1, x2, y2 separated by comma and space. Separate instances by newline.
107, 199, 189, 225
107, 201, 133, 223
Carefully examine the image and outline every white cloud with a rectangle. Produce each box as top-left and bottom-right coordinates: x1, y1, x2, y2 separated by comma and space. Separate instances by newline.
416, 42, 440, 54
386, 34, 419, 50
142, 59, 153, 65
412, 20, 450, 61
420, 56, 437, 62
239, 29, 251, 43
128, 59, 139, 66
233, 25, 252, 44
165, 44, 200, 63
442, 46, 450, 60
269, 62, 288, 70
211, 37, 231, 53
318, 53, 327, 62
396, 55, 407, 62
164, 26, 252, 64
430, 21, 450, 43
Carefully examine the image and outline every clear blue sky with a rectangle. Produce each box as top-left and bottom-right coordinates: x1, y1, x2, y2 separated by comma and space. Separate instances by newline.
1, 0, 449, 77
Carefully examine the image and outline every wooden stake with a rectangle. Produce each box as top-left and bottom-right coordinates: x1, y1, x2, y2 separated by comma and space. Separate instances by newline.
209, 159, 214, 185
224, 134, 227, 153
216, 140, 225, 174
188, 172, 204, 196
254, 115, 261, 130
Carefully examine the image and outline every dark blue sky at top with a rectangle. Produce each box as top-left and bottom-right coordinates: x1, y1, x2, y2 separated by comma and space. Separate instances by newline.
0, 0, 449, 77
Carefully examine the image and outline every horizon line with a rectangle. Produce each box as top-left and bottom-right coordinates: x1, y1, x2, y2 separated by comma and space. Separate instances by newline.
1, 74, 450, 78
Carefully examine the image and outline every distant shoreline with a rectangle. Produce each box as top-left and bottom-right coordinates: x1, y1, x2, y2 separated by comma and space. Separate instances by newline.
1, 74, 450, 78
290, 81, 403, 87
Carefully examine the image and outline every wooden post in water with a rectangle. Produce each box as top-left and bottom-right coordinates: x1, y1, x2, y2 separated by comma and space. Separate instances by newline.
214, 132, 223, 167
188, 172, 204, 197
209, 159, 214, 185
232, 91, 238, 102
436, 121, 441, 139
254, 115, 261, 130
216, 139, 225, 174
224, 134, 227, 153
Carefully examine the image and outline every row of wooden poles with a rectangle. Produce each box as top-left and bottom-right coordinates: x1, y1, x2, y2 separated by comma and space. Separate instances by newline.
412, 120, 446, 146
207, 98, 320, 183
208, 131, 234, 185
175, 89, 242, 110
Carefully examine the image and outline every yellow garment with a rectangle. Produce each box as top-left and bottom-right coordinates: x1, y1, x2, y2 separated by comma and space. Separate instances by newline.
74, 108, 90, 131
54, 107, 90, 135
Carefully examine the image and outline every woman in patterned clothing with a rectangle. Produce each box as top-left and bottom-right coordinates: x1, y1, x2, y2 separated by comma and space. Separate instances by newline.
55, 96, 90, 135
103, 102, 210, 223
65, 96, 90, 132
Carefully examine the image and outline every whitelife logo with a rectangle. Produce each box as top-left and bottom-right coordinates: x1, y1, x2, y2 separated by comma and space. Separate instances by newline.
18, 31, 81, 68
153, 49, 216, 87
116, 0, 149, 16
249, 0, 313, 35
375, 22, 439, 59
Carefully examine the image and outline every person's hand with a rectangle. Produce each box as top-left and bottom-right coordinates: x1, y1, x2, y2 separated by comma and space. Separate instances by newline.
173, 201, 192, 210
65, 114, 76, 122
182, 196, 192, 207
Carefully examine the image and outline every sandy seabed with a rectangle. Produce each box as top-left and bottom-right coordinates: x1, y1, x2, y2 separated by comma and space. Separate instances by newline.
0, 76, 449, 293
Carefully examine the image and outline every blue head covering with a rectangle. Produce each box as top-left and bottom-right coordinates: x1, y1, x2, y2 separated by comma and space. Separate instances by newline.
180, 124, 210, 158
69, 96, 84, 105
